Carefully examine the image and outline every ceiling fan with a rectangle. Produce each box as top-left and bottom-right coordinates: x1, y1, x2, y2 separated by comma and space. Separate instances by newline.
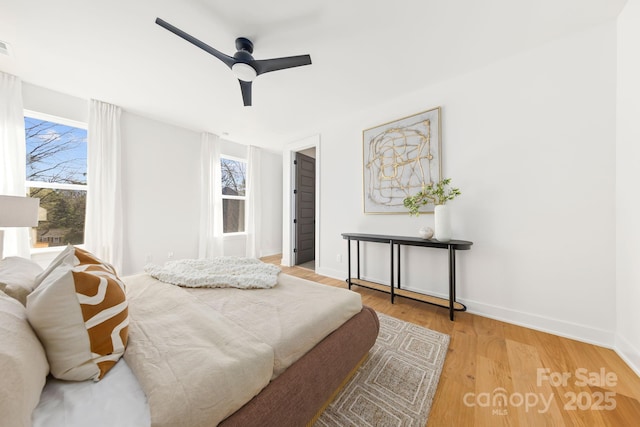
155, 18, 312, 106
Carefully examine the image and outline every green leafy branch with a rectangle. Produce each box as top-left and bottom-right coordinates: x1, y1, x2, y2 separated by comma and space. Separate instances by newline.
403, 178, 461, 216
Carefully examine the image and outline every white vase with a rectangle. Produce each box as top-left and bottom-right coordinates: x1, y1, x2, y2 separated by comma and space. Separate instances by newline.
434, 204, 452, 242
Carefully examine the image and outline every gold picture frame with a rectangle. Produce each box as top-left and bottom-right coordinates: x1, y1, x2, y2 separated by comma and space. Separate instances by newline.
362, 106, 442, 214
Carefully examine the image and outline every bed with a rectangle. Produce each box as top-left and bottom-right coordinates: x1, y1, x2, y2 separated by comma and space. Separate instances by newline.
0, 247, 379, 427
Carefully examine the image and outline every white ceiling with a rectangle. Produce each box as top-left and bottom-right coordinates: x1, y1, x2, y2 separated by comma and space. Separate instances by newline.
0, 0, 626, 150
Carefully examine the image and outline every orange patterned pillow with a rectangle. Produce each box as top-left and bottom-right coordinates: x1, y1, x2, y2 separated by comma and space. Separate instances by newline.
26, 250, 128, 381
34, 245, 117, 287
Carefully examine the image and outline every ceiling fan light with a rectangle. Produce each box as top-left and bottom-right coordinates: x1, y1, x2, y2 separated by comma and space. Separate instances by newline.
232, 63, 257, 82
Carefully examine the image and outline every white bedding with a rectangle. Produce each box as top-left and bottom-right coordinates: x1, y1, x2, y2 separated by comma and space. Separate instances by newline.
33, 359, 150, 427
32, 272, 363, 427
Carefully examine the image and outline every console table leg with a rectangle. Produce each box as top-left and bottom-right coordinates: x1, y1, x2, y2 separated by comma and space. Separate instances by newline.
346, 238, 352, 289
448, 246, 455, 321
390, 241, 395, 304
356, 241, 360, 280
397, 244, 401, 290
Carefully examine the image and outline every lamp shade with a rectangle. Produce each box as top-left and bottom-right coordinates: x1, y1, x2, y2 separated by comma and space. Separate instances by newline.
0, 195, 40, 227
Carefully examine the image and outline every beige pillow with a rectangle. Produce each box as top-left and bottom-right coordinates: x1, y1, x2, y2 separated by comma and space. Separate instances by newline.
0, 290, 50, 427
33, 244, 75, 287
27, 251, 129, 381
0, 256, 44, 305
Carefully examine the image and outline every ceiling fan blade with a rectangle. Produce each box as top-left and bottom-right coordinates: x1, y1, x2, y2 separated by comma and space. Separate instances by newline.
253, 54, 312, 76
155, 18, 235, 68
239, 80, 252, 106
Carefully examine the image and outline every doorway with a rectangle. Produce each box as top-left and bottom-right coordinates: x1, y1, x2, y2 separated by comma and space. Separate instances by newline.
282, 134, 319, 268
294, 148, 316, 269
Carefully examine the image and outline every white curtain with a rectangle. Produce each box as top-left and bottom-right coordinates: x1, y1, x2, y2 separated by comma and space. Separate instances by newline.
0, 71, 30, 258
198, 132, 224, 258
245, 145, 261, 258
85, 99, 123, 271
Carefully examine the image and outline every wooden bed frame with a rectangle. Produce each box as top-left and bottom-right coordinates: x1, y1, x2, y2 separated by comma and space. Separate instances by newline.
219, 306, 380, 426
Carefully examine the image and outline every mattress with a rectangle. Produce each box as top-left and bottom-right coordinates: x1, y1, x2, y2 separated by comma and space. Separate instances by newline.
32, 272, 366, 427
183, 272, 364, 377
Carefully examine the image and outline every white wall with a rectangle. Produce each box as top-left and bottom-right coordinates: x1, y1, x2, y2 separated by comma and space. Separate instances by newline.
120, 112, 201, 274
616, 0, 640, 375
316, 21, 618, 346
23, 83, 88, 123
259, 148, 283, 257
22, 83, 284, 275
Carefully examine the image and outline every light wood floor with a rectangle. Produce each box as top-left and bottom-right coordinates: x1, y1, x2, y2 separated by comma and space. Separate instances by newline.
263, 255, 640, 427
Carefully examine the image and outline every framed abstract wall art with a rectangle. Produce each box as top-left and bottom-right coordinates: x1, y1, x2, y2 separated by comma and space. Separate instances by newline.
362, 106, 442, 214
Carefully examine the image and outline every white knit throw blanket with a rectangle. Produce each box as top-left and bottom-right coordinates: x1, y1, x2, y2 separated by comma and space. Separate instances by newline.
144, 257, 281, 289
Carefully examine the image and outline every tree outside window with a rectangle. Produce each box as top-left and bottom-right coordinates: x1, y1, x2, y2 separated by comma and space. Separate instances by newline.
25, 113, 88, 248
221, 156, 246, 233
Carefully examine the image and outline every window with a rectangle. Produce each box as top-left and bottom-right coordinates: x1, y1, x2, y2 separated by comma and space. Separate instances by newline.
24, 111, 88, 249
220, 156, 246, 233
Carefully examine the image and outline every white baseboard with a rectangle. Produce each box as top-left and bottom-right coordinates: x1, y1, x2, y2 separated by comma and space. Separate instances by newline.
315, 265, 640, 376
614, 334, 640, 377
260, 248, 283, 259
461, 298, 615, 348
315, 266, 346, 282
318, 266, 615, 345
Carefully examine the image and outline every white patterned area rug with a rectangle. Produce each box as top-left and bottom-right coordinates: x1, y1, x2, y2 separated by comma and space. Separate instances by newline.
315, 313, 450, 427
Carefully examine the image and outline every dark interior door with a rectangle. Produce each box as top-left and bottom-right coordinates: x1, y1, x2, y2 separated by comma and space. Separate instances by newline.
295, 152, 315, 265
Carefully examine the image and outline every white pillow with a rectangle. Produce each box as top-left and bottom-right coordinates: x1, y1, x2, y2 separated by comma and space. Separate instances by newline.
27, 247, 129, 381
0, 290, 50, 427
0, 256, 44, 306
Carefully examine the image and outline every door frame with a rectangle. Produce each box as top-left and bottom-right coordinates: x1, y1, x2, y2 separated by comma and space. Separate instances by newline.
282, 134, 320, 267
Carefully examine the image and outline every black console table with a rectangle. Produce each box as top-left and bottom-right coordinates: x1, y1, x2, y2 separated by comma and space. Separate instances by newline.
342, 233, 473, 320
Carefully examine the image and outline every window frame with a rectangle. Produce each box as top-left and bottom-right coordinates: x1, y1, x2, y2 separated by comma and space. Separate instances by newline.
220, 154, 248, 236
24, 109, 89, 253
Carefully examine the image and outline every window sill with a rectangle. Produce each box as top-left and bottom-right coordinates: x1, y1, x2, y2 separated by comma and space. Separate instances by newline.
30, 244, 85, 256
223, 233, 247, 240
